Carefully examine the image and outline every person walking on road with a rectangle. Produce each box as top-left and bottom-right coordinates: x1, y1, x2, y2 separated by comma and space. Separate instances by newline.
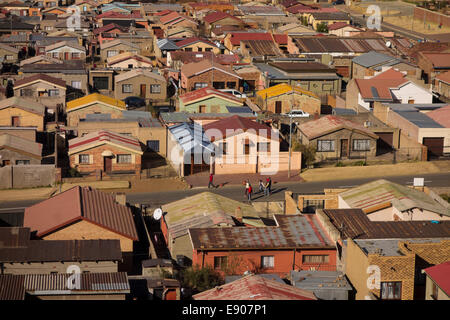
259, 179, 264, 193
264, 178, 270, 197
208, 173, 215, 189
247, 183, 253, 203
245, 179, 250, 195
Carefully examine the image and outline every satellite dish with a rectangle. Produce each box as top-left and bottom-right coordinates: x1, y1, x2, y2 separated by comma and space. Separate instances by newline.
385, 41, 391, 48
153, 208, 163, 220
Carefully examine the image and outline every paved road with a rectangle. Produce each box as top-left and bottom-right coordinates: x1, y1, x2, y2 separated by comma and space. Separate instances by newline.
1, 172, 449, 213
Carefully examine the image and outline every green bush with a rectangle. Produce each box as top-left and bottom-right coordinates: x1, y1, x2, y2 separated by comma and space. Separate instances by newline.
335, 161, 345, 167
353, 161, 367, 166
68, 168, 81, 177
179, 265, 223, 294
440, 194, 450, 203
292, 141, 316, 168
316, 22, 328, 33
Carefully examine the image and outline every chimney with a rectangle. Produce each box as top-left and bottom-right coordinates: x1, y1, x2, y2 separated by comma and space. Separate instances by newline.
235, 206, 242, 221
115, 192, 127, 206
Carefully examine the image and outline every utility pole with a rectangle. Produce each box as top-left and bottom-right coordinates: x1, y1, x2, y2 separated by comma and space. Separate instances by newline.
288, 87, 293, 178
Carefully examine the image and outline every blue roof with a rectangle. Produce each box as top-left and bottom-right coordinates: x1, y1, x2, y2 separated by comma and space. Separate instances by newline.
332, 108, 357, 115
352, 51, 399, 68
168, 122, 213, 154
394, 110, 444, 128
226, 106, 253, 113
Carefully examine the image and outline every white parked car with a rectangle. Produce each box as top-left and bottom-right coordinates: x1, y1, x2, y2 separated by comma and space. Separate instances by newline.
219, 89, 247, 99
284, 110, 310, 118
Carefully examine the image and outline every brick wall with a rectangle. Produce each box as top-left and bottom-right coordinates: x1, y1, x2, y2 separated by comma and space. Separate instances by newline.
70, 144, 142, 173
183, 69, 240, 93
414, 7, 450, 28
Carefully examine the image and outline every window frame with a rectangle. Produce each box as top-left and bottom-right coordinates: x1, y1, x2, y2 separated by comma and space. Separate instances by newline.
213, 256, 228, 270
122, 84, 133, 93
317, 140, 335, 152
302, 255, 329, 264
380, 281, 402, 300
260, 255, 274, 269
150, 84, 161, 94
116, 154, 132, 164
79, 154, 90, 164
352, 139, 371, 151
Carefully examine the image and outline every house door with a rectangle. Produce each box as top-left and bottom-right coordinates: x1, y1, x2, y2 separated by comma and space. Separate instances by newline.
11, 116, 20, 127
140, 84, 146, 98
2, 160, 11, 166
408, 99, 415, 104
199, 105, 206, 113
64, 52, 69, 60
103, 156, 112, 173
275, 101, 282, 114
340, 139, 349, 158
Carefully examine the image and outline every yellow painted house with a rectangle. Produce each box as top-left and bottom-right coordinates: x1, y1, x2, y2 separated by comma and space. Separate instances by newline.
306, 12, 351, 31
256, 83, 321, 115
66, 93, 126, 127
0, 97, 45, 131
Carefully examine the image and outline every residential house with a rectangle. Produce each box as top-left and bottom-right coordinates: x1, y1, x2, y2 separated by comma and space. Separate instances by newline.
45, 41, 86, 61
338, 179, 450, 221
13, 74, 66, 112
290, 271, 353, 300
106, 52, 153, 69
0, 2, 30, 17
0, 43, 19, 63
0, 273, 130, 300
203, 115, 301, 175
68, 130, 143, 175
189, 214, 337, 276
99, 39, 140, 63
89, 69, 115, 96
159, 12, 198, 30
166, 122, 214, 177
239, 39, 284, 61
193, 275, 317, 300
0, 20, 34, 36
66, 93, 127, 127
346, 68, 433, 112
167, 51, 239, 70
160, 192, 259, 264
0, 126, 37, 142
254, 60, 342, 103
21, 60, 88, 95
164, 26, 196, 39
0, 134, 42, 166
423, 262, 450, 300
327, 22, 361, 37
0, 227, 122, 275
24, 186, 138, 256
185, 2, 235, 16
180, 59, 242, 93
174, 37, 221, 55
224, 32, 278, 52
203, 11, 246, 34
307, 12, 350, 31
352, 51, 421, 80
275, 23, 317, 36
256, 83, 320, 115
345, 237, 450, 300
77, 111, 167, 157
417, 52, 450, 84
298, 115, 379, 161
178, 87, 243, 113
114, 69, 167, 103
19, 55, 62, 67
434, 71, 450, 101
373, 103, 450, 158
0, 97, 45, 131
238, 5, 286, 18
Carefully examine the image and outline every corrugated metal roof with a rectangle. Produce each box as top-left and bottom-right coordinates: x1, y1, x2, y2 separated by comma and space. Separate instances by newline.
322, 209, 450, 240
0, 274, 25, 300
193, 274, 316, 300
394, 110, 444, 129
168, 122, 213, 154
67, 93, 126, 111
24, 186, 139, 240
0, 227, 30, 248
0, 238, 122, 263
290, 271, 352, 291
241, 39, 281, 57
189, 214, 334, 250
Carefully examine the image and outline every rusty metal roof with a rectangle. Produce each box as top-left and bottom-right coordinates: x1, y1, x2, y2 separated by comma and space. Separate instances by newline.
0, 238, 122, 263
193, 274, 316, 300
24, 186, 138, 241
0, 274, 25, 300
0, 227, 30, 248
322, 209, 450, 240
189, 214, 334, 250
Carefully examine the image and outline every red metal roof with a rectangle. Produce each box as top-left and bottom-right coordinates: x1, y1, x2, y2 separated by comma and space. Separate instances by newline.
175, 37, 216, 48
193, 274, 317, 300
421, 52, 450, 68
24, 186, 138, 240
69, 130, 142, 153
424, 261, 450, 296
328, 22, 350, 31
426, 104, 450, 128
203, 11, 242, 24
93, 23, 127, 35
203, 115, 275, 140
229, 32, 273, 46
179, 86, 242, 105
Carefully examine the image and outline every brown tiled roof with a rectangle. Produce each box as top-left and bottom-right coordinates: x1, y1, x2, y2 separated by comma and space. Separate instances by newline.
321, 209, 450, 240
181, 59, 241, 79
13, 73, 66, 89
24, 186, 138, 240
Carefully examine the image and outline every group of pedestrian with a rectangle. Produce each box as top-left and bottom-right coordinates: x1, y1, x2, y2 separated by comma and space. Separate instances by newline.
245, 177, 271, 203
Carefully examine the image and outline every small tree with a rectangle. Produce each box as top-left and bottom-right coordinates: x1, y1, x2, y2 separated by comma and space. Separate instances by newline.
316, 23, 329, 33
5, 80, 14, 98
179, 265, 223, 294
293, 140, 316, 168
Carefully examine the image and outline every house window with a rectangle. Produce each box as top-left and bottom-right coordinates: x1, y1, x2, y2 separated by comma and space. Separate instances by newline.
79, 154, 90, 164
20, 89, 33, 97
381, 282, 402, 300
11, 116, 20, 127
197, 47, 202, 52
52, 52, 58, 58
302, 255, 329, 264
117, 154, 132, 163
243, 143, 250, 155
213, 81, 225, 89
184, 47, 192, 52
353, 139, 370, 151
205, 48, 212, 52
122, 84, 132, 93
317, 140, 335, 152
260, 256, 274, 269
226, 82, 236, 89
147, 140, 160, 152
194, 82, 208, 90
5, 55, 13, 60
257, 142, 270, 153
107, 50, 118, 57
71, 52, 80, 59
71, 81, 81, 89
45, 26, 53, 31
16, 160, 30, 165
150, 84, 161, 94
48, 89, 59, 96
93, 77, 109, 90
219, 142, 227, 155
213, 256, 227, 270
303, 199, 324, 213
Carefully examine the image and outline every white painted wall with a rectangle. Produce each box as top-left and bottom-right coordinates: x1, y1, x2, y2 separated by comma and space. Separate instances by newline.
390, 82, 433, 104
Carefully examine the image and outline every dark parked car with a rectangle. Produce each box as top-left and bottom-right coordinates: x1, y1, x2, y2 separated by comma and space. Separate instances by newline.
332, 0, 345, 4
123, 96, 146, 109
